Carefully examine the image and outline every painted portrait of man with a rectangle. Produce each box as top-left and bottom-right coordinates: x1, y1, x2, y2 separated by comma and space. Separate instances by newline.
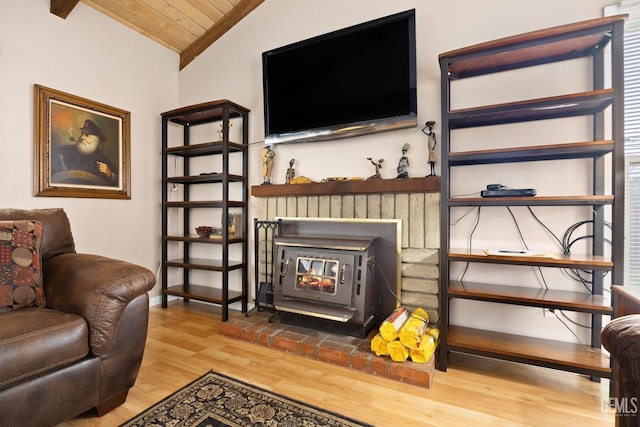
49, 100, 122, 189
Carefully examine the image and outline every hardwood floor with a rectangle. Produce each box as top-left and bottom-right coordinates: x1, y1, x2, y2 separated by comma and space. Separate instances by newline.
60, 301, 614, 427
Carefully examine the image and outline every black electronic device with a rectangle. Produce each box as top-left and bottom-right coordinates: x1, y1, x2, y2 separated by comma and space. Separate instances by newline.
262, 9, 417, 145
486, 184, 507, 191
481, 188, 537, 197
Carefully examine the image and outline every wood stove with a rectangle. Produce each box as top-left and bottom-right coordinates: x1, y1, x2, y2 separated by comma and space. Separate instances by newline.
271, 218, 401, 338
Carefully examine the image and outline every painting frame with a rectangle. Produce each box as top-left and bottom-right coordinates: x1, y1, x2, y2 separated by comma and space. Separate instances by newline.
34, 84, 131, 199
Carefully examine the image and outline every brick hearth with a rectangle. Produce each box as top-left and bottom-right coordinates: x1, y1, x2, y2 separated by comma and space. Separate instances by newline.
222, 310, 435, 388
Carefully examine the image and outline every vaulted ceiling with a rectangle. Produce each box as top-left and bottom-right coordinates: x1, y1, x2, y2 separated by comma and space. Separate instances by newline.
50, 0, 264, 70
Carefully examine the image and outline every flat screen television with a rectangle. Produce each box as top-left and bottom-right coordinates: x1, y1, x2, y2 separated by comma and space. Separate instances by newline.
262, 9, 417, 145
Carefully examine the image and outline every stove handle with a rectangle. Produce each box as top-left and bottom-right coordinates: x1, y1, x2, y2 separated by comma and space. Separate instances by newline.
279, 258, 291, 278
340, 264, 347, 285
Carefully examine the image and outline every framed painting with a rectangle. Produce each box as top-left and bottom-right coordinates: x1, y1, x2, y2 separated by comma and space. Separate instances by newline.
34, 84, 131, 199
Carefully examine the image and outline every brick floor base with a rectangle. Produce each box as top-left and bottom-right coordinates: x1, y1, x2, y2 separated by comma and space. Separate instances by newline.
222, 310, 435, 388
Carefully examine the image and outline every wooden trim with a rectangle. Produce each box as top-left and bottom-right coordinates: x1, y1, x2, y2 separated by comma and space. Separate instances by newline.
439, 15, 627, 61
449, 140, 613, 165
612, 285, 640, 318
251, 176, 440, 198
449, 89, 613, 129
448, 195, 614, 207
50, 0, 80, 19
448, 325, 611, 377
449, 281, 611, 314
180, 0, 264, 70
448, 248, 612, 270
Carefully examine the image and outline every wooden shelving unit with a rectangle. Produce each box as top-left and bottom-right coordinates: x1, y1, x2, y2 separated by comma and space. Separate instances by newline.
438, 15, 626, 378
161, 100, 249, 321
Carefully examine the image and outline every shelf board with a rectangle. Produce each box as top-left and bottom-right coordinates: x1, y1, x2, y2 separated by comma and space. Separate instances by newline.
448, 89, 613, 129
164, 235, 245, 244
164, 284, 246, 305
440, 15, 626, 79
448, 194, 613, 207
165, 258, 245, 271
251, 176, 440, 198
162, 99, 249, 126
165, 201, 246, 208
448, 248, 612, 270
448, 326, 611, 377
166, 174, 245, 184
449, 140, 613, 165
165, 141, 246, 157
449, 281, 611, 314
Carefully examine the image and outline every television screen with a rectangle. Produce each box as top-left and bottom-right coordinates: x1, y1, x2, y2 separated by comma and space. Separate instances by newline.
262, 9, 417, 145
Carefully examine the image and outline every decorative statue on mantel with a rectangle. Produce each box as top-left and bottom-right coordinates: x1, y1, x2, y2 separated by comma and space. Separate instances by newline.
396, 143, 409, 178
285, 158, 296, 184
217, 122, 233, 141
422, 120, 437, 177
262, 145, 275, 185
366, 157, 384, 180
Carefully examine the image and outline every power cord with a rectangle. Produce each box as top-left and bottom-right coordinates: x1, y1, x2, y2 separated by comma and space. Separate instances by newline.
561, 218, 612, 293
159, 157, 182, 288
453, 202, 612, 349
505, 206, 529, 250
373, 261, 403, 306
504, 206, 551, 290
450, 206, 479, 226
524, 208, 612, 342
459, 206, 482, 282
548, 308, 609, 357
526, 207, 564, 249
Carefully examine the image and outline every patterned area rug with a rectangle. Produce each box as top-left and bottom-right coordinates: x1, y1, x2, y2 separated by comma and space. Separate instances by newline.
120, 370, 373, 427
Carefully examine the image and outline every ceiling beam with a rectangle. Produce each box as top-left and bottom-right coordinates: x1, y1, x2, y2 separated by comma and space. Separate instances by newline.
179, 0, 264, 70
50, 0, 80, 19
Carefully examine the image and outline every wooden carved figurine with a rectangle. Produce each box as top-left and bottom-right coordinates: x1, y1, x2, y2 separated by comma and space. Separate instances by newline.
367, 157, 384, 180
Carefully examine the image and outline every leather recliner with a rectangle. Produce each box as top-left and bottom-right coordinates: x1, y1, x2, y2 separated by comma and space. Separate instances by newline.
601, 314, 640, 427
0, 208, 156, 427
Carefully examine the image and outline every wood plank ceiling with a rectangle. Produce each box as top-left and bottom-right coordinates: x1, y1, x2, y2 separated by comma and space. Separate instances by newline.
50, 0, 264, 70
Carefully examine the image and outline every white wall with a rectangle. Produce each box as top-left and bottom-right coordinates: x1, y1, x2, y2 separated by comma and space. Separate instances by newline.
0, 0, 614, 337
179, 0, 611, 187
178, 0, 614, 341
0, 1, 178, 297
178, 0, 613, 223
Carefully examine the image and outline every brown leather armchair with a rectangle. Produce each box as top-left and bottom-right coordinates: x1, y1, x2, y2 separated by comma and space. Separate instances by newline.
602, 315, 640, 427
601, 286, 640, 427
0, 208, 156, 427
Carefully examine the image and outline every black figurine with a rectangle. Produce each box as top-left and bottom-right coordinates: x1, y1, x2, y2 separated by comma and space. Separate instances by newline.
396, 143, 409, 178
422, 121, 437, 177
285, 158, 296, 184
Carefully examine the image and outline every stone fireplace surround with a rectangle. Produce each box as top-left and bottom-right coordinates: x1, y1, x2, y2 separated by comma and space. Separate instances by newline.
220, 178, 441, 387
251, 176, 440, 323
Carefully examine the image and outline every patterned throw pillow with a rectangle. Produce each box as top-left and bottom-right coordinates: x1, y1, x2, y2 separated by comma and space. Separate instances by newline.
0, 220, 45, 312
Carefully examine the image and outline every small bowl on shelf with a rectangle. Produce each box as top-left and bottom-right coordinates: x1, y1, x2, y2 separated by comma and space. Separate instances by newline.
195, 226, 214, 237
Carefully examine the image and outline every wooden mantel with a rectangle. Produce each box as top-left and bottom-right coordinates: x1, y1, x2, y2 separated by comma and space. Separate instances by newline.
251, 176, 440, 198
